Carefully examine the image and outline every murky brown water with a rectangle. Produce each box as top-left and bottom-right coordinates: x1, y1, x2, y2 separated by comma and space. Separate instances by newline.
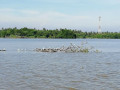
0, 39, 120, 90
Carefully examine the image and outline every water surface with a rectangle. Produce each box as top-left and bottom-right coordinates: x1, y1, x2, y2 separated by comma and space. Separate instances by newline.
0, 39, 120, 90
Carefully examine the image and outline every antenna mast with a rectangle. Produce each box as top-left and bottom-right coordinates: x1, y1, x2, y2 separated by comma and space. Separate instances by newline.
98, 16, 102, 33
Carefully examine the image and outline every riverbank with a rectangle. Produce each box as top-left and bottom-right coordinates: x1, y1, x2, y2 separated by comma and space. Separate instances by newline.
0, 27, 120, 39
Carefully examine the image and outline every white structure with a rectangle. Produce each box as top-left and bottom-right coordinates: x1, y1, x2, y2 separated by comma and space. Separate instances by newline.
98, 16, 102, 33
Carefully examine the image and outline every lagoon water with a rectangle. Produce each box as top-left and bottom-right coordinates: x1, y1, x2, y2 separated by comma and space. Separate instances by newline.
0, 39, 120, 90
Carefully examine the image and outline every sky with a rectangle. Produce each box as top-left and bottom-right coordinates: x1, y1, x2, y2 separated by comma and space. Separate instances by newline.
0, 0, 120, 32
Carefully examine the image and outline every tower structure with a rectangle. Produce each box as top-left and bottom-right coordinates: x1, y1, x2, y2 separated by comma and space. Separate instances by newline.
98, 16, 102, 33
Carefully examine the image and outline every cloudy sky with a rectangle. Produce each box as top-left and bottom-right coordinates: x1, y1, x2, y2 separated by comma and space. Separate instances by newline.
0, 0, 120, 32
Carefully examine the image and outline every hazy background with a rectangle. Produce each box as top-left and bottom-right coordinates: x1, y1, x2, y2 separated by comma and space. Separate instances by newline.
0, 0, 120, 32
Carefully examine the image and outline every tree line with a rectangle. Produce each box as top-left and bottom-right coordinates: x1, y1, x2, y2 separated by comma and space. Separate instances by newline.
0, 27, 120, 39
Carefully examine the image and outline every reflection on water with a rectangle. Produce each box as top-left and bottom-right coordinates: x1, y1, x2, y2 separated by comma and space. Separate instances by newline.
0, 39, 120, 90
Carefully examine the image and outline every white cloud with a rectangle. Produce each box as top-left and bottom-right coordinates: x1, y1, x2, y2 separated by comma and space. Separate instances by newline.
20, 10, 40, 15
0, 8, 119, 31
32, 0, 80, 3
0, 8, 91, 29
0, 8, 15, 12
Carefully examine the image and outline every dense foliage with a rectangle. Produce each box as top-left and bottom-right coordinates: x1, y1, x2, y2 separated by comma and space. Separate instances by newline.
0, 27, 120, 39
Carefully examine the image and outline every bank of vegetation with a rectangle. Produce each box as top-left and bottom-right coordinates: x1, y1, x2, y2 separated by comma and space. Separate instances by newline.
0, 27, 120, 39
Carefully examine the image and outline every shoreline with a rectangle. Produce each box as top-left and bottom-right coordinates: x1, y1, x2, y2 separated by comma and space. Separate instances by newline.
0, 37, 120, 39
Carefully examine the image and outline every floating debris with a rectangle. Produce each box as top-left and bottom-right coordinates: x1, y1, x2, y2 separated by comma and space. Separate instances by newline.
34, 48, 60, 52
0, 48, 6, 51
34, 42, 100, 53
17, 48, 27, 51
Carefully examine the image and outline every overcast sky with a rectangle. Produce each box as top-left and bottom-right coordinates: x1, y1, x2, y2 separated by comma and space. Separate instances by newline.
0, 0, 120, 32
